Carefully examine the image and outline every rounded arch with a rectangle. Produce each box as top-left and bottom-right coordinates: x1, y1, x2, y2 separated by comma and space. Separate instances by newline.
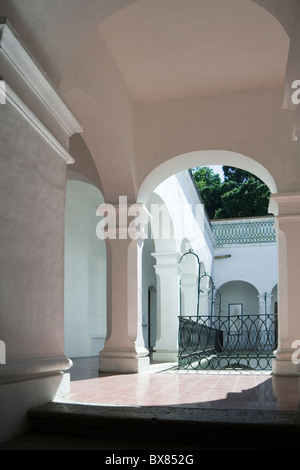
218, 280, 260, 315
218, 279, 260, 294
137, 150, 278, 205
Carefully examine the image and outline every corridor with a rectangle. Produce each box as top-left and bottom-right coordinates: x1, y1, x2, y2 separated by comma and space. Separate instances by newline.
58, 357, 300, 411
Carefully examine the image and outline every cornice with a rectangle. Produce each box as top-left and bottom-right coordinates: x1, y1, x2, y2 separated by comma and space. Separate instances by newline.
4, 82, 75, 164
0, 19, 83, 139
269, 192, 300, 216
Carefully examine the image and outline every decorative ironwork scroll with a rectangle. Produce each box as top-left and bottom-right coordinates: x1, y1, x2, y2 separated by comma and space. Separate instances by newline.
178, 314, 277, 371
179, 250, 220, 320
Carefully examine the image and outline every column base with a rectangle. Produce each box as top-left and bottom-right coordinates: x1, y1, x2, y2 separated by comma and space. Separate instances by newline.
272, 350, 300, 376
99, 348, 150, 373
152, 349, 178, 363
0, 372, 70, 443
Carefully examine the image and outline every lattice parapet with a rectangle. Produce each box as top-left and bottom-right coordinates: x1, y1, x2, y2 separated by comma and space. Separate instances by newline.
211, 217, 276, 247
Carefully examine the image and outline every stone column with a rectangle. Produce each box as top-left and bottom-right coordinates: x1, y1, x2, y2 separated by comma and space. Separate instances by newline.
258, 293, 267, 316
151, 252, 181, 362
180, 273, 199, 317
97, 202, 150, 373
258, 292, 273, 346
269, 193, 300, 375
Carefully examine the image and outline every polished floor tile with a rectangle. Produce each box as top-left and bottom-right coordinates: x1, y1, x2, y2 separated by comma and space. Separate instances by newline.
57, 357, 300, 411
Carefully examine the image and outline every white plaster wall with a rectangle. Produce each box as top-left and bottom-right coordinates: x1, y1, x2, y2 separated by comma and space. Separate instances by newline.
151, 171, 214, 274
0, 97, 72, 443
64, 179, 106, 358
144, 171, 215, 354
0, 99, 67, 360
214, 244, 278, 294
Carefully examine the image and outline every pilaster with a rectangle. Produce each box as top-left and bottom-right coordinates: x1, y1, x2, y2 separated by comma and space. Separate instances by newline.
0, 20, 82, 442
152, 252, 181, 362
269, 193, 300, 375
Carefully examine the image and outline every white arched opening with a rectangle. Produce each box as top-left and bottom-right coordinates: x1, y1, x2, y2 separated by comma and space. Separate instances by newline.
218, 280, 260, 316
137, 150, 278, 205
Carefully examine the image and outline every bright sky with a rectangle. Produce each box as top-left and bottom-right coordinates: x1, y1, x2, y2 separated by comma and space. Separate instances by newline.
208, 165, 224, 181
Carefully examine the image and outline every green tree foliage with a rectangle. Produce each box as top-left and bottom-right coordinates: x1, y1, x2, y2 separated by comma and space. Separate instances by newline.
192, 166, 271, 219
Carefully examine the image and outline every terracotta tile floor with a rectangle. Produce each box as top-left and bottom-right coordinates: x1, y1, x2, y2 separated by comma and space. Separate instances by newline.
58, 357, 300, 411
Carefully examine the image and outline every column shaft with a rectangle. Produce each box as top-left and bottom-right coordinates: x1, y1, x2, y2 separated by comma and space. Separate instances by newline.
269, 193, 300, 375
97, 203, 149, 373
152, 252, 181, 362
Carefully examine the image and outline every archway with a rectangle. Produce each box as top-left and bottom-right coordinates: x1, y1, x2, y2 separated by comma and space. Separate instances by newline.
138, 151, 279, 371
137, 150, 278, 205
218, 280, 260, 316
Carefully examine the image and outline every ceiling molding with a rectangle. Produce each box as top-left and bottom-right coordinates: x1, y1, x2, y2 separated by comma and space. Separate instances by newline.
0, 19, 83, 137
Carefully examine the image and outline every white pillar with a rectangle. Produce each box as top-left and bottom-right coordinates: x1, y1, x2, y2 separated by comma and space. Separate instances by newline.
258, 292, 273, 346
269, 193, 300, 375
180, 274, 199, 317
258, 293, 266, 316
98, 203, 150, 373
152, 252, 181, 362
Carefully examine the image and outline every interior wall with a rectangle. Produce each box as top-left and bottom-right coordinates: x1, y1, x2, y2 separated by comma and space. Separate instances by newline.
0, 98, 67, 361
214, 244, 278, 295
135, 88, 298, 197
64, 179, 106, 358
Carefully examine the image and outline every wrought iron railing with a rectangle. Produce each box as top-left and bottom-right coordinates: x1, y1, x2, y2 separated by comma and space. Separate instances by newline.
178, 314, 278, 371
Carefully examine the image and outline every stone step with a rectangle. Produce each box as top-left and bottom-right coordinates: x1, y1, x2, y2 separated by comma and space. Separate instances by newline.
26, 402, 300, 450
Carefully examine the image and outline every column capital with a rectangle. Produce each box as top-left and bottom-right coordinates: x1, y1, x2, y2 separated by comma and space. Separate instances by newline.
269, 192, 300, 217
152, 251, 181, 265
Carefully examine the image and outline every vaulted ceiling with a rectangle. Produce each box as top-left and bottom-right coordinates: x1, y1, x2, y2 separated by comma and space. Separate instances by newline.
1, 0, 299, 199
98, 0, 290, 102
0, 0, 295, 99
